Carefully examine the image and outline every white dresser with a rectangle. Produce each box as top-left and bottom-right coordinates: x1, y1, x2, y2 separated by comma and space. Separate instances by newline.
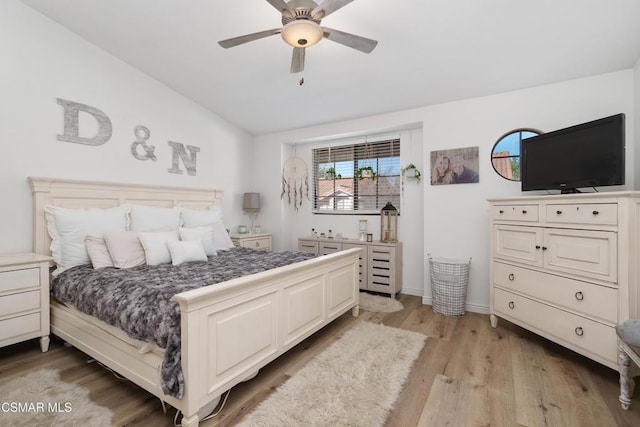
0, 253, 52, 352
298, 237, 402, 297
488, 192, 640, 370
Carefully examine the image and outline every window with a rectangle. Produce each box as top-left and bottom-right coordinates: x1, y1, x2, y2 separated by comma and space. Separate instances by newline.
312, 139, 400, 214
491, 129, 540, 181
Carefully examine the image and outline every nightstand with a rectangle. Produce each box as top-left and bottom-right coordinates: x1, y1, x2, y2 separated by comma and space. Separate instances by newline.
0, 253, 52, 352
229, 232, 272, 252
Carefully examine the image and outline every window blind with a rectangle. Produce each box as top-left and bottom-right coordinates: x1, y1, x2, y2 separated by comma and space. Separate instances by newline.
312, 139, 400, 213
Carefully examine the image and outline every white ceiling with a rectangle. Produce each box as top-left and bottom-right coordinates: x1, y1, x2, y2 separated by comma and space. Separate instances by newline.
20, 0, 640, 135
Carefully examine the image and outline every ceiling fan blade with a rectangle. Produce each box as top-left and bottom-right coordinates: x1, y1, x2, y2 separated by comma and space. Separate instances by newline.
291, 47, 305, 73
322, 27, 377, 53
218, 28, 281, 48
265, 0, 295, 18
312, 0, 354, 19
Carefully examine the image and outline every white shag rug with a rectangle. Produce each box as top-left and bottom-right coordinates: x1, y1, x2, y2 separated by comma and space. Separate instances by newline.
359, 292, 404, 313
238, 321, 427, 427
0, 369, 113, 427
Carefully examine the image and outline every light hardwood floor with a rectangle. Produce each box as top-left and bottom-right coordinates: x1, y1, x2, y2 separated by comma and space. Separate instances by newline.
1, 294, 639, 426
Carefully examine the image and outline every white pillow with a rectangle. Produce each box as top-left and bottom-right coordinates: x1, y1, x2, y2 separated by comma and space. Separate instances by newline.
130, 205, 182, 232
85, 235, 114, 269
167, 240, 208, 266
178, 226, 217, 256
45, 205, 129, 275
181, 206, 222, 227
104, 230, 146, 269
138, 230, 180, 266
211, 220, 234, 250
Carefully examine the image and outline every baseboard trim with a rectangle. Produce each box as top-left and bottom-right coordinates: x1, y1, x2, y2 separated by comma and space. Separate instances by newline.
399, 287, 423, 297
421, 296, 489, 315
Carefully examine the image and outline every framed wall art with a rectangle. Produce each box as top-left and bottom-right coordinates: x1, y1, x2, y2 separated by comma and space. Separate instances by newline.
430, 146, 479, 185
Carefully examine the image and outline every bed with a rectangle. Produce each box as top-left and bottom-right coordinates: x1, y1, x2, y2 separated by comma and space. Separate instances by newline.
29, 177, 360, 426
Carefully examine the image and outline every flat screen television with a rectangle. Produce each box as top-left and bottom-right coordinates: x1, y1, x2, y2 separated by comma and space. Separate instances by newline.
521, 113, 625, 193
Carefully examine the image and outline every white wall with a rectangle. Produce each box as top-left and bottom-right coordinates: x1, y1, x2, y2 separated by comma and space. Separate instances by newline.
255, 70, 635, 312
635, 58, 640, 189
0, 0, 253, 254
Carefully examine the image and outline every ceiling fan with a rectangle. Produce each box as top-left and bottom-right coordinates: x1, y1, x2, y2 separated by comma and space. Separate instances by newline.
218, 0, 378, 73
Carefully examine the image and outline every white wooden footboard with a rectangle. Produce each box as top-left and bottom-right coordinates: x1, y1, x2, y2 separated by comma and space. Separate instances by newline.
175, 248, 360, 426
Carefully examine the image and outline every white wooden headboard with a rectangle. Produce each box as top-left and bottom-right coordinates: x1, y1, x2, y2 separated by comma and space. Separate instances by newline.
29, 177, 224, 257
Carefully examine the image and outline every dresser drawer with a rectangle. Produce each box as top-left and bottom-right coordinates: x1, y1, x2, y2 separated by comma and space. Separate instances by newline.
319, 242, 342, 255
546, 203, 617, 226
369, 246, 393, 261
494, 288, 616, 364
0, 313, 41, 342
343, 243, 367, 289
491, 204, 539, 222
493, 262, 617, 323
0, 290, 40, 318
0, 268, 40, 293
298, 240, 319, 254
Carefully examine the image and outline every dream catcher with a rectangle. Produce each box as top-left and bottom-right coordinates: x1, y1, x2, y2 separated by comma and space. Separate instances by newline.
281, 156, 309, 211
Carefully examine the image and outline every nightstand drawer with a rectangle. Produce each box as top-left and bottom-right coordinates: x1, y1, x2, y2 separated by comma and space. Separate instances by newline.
0, 290, 40, 317
248, 237, 271, 250
0, 268, 40, 293
0, 313, 41, 341
230, 233, 272, 252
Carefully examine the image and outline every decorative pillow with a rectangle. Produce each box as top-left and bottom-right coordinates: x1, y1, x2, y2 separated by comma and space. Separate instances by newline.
211, 220, 235, 250
85, 235, 114, 269
181, 206, 222, 227
167, 240, 208, 266
178, 226, 217, 257
129, 205, 182, 232
138, 230, 180, 266
104, 230, 146, 269
44, 205, 129, 275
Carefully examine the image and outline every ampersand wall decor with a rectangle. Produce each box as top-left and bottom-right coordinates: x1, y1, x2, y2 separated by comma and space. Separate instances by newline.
131, 125, 157, 161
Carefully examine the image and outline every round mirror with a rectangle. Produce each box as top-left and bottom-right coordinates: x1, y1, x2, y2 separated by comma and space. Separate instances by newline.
491, 129, 541, 181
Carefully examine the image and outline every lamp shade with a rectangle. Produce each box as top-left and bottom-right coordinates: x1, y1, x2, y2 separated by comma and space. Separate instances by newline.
243, 192, 260, 211
281, 20, 323, 48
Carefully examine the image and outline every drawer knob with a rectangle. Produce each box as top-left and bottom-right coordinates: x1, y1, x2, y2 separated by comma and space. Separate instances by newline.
522, 210, 527, 214
575, 327, 584, 337
508, 273, 515, 281
575, 291, 584, 301
508, 301, 515, 309
535, 245, 541, 250
499, 210, 504, 214
255, 242, 260, 247
556, 210, 562, 215
592, 210, 599, 215
542, 246, 548, 251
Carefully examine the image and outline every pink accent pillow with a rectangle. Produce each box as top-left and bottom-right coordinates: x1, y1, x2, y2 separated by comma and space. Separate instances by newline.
104, 231, 146, 269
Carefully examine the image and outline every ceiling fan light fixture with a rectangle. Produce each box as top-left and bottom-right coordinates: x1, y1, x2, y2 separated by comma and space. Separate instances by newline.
281, 20, 323, 48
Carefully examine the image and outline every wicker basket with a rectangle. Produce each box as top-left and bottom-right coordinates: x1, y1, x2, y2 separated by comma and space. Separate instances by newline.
428, 255, 471, 316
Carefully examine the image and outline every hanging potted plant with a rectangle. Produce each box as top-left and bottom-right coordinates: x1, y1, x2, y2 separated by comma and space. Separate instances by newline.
355, 166, 376, 181
401, 163, 422, 183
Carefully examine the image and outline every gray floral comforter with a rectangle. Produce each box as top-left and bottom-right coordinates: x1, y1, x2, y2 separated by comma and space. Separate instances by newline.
50, 247, 315, 399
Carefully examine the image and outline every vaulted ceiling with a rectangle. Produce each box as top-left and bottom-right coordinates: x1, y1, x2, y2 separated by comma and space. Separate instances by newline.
20, 0, 640, 135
